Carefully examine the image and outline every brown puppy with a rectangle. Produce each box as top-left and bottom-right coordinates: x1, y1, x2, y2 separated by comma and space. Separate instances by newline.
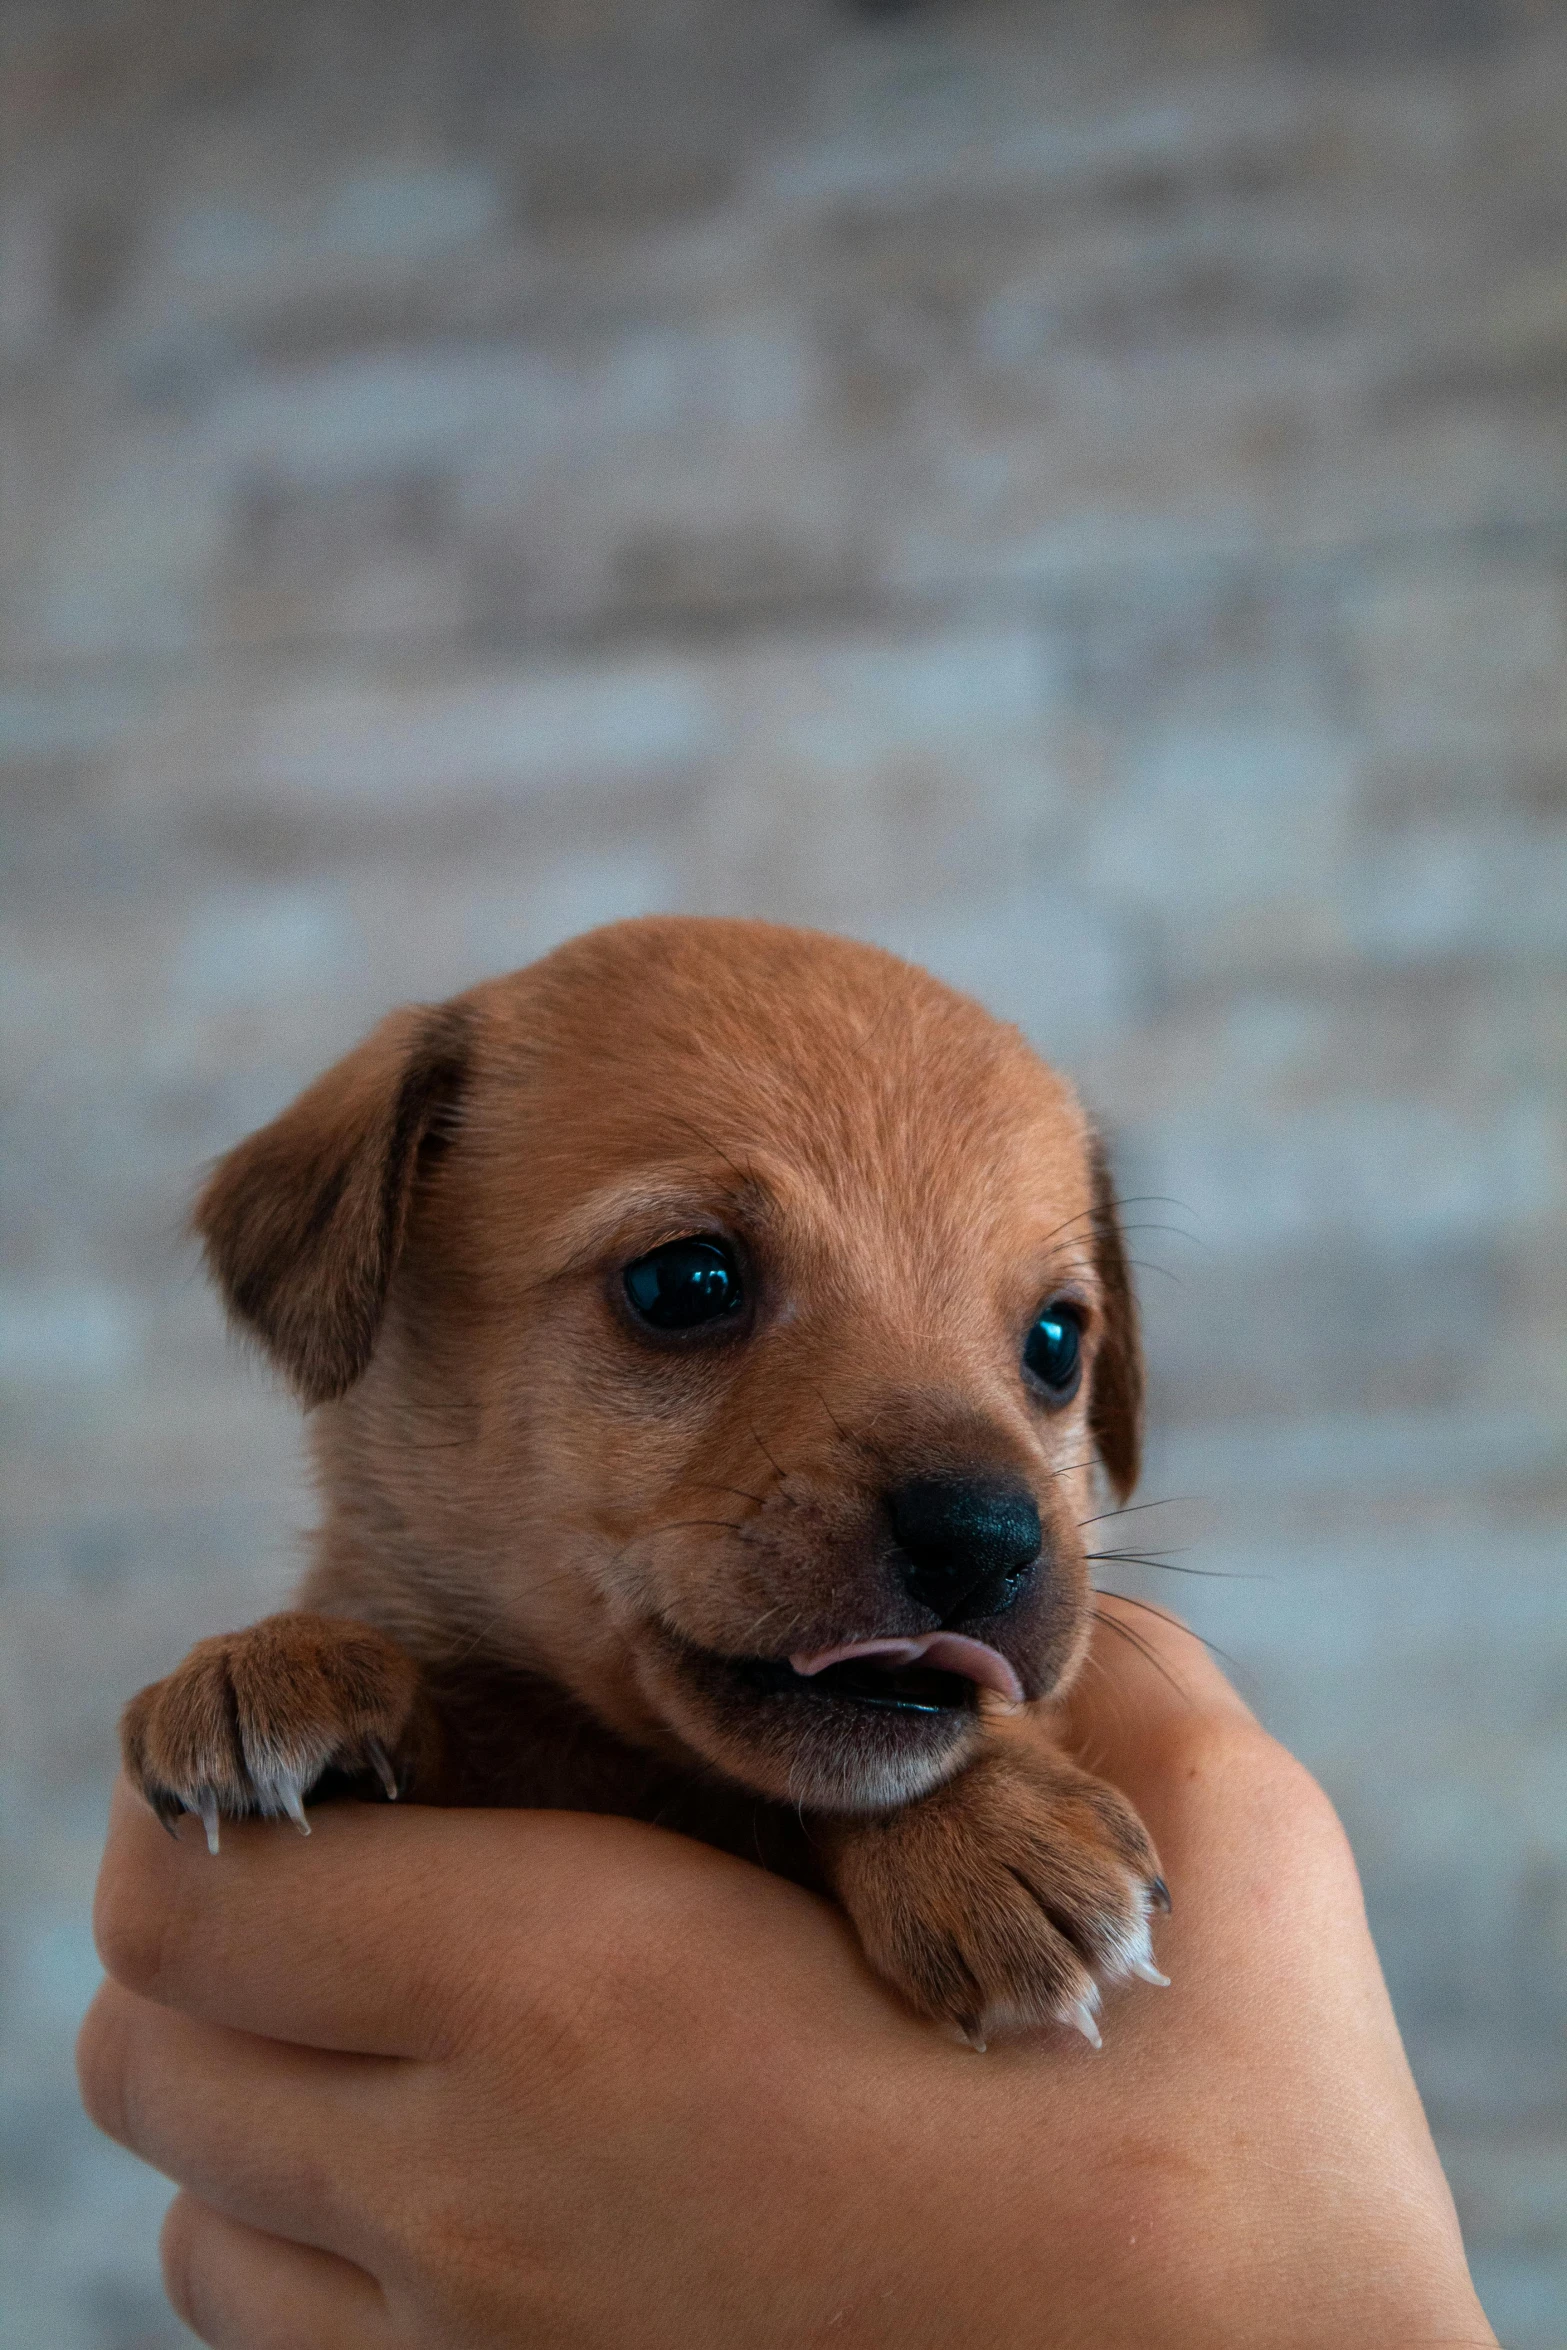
122, 918, 1166, 2047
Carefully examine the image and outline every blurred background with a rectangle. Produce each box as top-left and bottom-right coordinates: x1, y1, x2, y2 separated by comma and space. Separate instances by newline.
2, 0, 1565, 2342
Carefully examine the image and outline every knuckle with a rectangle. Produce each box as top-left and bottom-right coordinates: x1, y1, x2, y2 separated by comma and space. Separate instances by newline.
482, 1903, 658, 2094
92, 1843, 172, 1997
477, 1943, 616, 2092
1234, 1731, 1351, 1861
1273, 1758, 1361, 1888
1153, 1713, 1360, 1879
1150, 1710, 1290, 1800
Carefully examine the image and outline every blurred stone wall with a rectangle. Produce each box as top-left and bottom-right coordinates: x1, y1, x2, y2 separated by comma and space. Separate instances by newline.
2, 1, 1565, 2342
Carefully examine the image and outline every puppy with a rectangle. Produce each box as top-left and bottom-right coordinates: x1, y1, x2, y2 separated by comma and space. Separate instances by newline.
122, 918, 1166, 2047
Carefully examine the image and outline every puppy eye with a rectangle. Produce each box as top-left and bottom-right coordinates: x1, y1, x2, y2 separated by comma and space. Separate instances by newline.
623, 1237, 744, 1332
1023, 1302, 1082, 1402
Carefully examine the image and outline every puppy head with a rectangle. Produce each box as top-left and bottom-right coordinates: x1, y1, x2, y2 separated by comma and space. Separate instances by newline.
197, 919, 1141, 1815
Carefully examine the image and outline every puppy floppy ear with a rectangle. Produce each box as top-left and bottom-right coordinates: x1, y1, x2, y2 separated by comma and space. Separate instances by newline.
193, 1002, 470, 1406
1086, 1132, 1143, 1503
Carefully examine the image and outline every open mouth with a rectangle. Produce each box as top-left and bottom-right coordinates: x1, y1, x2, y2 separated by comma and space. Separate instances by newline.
740, 1654, 978, 1713
732, 1633, 1024, 1718
648, 1622, 1023, 1807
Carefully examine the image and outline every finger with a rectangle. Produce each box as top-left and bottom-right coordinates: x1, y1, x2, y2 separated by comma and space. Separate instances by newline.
161, 2193, 388, 2350
94, 1773, 832, 2059
95, 1774, 510, 2055
79, 1979, 384, 2263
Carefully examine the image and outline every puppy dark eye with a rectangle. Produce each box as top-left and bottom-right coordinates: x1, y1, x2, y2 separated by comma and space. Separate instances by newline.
623, 1238, 744, 1332
1023, 1303, 1082, 1401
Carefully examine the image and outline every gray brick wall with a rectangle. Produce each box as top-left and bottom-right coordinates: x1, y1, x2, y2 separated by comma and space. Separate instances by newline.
2, 1, 1564, 2342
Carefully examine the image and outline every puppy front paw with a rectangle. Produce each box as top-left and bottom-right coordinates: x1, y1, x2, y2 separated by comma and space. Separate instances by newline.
826, 1745, 1168, 2049
121, 1612, 426, 1851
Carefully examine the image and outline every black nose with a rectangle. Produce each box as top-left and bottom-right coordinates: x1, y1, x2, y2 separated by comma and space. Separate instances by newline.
888, 1478, 1042, 1623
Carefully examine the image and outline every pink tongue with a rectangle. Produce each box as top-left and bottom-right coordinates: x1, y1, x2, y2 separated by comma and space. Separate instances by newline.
788, 1633, 1024, 1706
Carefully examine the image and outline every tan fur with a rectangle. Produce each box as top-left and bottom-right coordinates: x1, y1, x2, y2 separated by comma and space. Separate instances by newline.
124, 919, 1162, 2039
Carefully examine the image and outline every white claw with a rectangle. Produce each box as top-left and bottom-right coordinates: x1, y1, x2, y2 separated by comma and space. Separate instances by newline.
366, 1739, 400, 1802
1067, 1997, 1103, 2050
280, 1783, 311, 1837
1131, 1956, 1171, 1987
197, 1794, 221, 1857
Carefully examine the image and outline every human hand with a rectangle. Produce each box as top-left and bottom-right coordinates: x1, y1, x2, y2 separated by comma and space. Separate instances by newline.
78, 1600, 1496, 2349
